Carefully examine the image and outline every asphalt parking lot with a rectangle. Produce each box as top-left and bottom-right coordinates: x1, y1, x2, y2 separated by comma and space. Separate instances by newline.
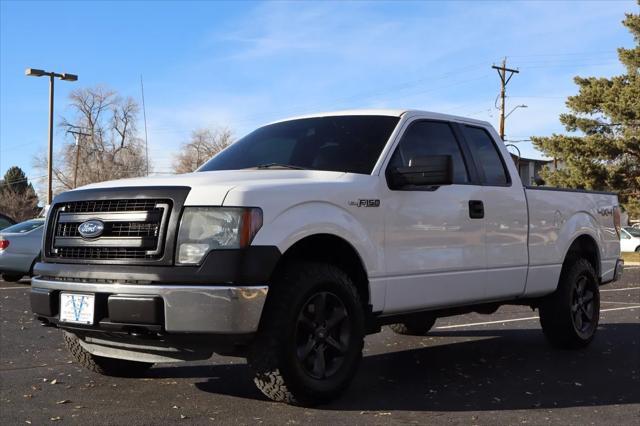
1, 269, 638, 425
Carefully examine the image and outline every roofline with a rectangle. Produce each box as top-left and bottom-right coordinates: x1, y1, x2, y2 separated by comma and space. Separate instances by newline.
267, 109, 409, 125
265, 109, 492, 127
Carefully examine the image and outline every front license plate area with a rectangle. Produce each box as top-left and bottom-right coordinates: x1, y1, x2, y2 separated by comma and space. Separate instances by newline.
59, 293, 95, 325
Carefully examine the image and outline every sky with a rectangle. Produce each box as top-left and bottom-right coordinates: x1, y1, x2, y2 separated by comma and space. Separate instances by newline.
1, 0, 637, 191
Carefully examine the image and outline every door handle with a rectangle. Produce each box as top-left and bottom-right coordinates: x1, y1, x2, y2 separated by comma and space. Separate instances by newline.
469, 200, 484, 219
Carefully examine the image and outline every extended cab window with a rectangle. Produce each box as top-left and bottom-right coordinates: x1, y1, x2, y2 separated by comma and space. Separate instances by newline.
199, 116, 399, 175
463, 126, 510, 185
387, 121, 469, 184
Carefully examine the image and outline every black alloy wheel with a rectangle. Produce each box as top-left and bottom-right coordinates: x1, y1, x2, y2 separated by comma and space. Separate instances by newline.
570, 274, 597, 338
295, 291, 350, 380
539, 258, 600, 349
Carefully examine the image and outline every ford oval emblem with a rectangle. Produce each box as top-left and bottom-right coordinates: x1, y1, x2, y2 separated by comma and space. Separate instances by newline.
78, 220, 104, 238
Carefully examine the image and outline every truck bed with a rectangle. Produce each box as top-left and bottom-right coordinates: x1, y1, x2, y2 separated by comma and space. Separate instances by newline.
523, 186, 620, 296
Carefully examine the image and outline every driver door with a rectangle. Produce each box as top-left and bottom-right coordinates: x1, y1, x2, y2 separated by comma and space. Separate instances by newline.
382, 120, 486, 314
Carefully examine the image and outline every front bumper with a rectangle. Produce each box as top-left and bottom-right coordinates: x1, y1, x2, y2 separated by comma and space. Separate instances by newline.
31, 277, 268, 334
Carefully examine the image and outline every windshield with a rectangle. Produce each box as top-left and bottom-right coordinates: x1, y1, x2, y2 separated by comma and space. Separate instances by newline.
199, 115, 400, 175
2, 219, 44, 234
624, 227, 640, 237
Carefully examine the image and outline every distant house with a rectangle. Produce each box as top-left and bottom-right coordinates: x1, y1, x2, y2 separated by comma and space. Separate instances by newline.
510, 154, 554, 186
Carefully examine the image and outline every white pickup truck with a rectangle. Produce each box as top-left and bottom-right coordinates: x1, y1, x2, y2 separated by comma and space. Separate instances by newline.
31, 110, 624, 405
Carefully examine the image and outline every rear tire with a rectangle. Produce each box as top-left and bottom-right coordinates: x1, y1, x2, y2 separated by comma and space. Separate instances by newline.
1, 273, 23, 282
63, 332, 153, 377
248, 261, 365, 406
390, 316, 436, 336
539, 258, 600, 349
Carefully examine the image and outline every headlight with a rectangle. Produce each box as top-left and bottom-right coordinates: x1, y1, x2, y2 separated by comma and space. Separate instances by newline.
176, 207, 263, 264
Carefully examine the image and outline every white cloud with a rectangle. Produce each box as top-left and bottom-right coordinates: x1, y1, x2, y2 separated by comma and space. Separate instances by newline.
143, 0, 635, 170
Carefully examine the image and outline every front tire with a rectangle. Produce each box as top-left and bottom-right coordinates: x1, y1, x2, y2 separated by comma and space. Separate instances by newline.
249, 262, 365, 406
63, 332, 153, 377
539, 258, 600, 349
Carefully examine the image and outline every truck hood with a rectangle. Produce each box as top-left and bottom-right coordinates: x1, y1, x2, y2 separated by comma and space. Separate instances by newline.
77, 169, 347, 206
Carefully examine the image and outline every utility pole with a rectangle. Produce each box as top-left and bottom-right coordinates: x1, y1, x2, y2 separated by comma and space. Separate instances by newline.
67, 128, 91, 188
492, 58, 519, 140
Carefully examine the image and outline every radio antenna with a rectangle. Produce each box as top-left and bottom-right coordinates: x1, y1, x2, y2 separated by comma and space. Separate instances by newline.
140, 74, 150, 176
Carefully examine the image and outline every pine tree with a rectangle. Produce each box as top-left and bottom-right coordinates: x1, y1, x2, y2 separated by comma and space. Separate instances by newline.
3, 166, 30, 193
531, 5, 640, 218
0, 166, 40, 222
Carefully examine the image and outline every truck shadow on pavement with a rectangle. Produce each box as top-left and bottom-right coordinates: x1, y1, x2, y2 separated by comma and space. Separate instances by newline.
150, 324, 639, 411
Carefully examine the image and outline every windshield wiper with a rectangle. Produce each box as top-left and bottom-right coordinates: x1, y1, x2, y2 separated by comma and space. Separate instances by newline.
254, 163, 308, 170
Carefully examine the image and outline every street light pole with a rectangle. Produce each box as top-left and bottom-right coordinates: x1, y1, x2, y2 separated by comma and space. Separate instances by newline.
505, 104, 528, 119
25, 68, 78, 205
47, 74, 54, 205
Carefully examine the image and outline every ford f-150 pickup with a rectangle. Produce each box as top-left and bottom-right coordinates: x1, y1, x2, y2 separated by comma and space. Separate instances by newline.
30, 109, 624, 405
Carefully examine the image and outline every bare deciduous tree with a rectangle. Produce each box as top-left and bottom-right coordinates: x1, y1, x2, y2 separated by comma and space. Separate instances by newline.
33, 86, 150, 196
173, 128, 233, 174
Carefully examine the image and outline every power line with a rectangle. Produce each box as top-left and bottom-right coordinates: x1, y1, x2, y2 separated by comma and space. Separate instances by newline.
505, 50, 614, 58
0, 175, 47, 187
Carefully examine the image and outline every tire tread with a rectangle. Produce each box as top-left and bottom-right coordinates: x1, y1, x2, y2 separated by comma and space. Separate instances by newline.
63, 332, 153, 376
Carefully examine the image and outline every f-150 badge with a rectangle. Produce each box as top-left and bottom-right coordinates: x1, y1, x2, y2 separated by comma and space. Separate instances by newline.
349, 199, 380, 207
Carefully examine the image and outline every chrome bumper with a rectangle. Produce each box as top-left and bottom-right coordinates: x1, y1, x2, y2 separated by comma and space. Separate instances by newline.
31, 277, 268, 334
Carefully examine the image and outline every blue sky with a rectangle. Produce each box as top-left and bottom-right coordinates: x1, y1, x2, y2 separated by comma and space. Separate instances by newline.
1, 0, 637, 189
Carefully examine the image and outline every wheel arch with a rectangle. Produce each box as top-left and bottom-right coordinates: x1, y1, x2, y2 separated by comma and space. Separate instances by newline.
271, 233, 371, 308
563, 233, 601, 280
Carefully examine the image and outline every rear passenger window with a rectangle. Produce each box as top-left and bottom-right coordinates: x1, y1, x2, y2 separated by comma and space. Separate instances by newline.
463, 126, 510, 185
388, 121, 469, 184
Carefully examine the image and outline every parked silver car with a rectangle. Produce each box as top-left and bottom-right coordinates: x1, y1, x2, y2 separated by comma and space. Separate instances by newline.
0, 219, 44, 282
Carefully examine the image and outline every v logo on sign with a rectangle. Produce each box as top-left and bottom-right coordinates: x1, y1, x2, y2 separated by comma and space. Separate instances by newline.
71, 296, 86, 322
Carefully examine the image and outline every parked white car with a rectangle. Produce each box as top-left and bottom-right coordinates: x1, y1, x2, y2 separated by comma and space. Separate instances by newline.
621, 226, 640, 252
30, 110, 623, 405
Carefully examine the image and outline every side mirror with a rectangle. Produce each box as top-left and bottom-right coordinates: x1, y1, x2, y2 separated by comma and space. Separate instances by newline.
388, 155, 453, 189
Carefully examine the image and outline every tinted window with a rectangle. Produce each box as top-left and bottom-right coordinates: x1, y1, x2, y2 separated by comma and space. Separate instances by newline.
463, 126, 509, 185
388, 121, 469, 183
1, 219, 44, 234
199, 116, 400, 175
624, 227, 640, 237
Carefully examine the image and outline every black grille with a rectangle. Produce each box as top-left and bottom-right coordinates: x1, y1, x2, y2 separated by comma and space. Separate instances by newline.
110, 222, 159, 237
48, 199, 171, 262
56, 222, 81, 237
55, 222, 160, 238
55, 247, 153, 260
62, 199, 163, 213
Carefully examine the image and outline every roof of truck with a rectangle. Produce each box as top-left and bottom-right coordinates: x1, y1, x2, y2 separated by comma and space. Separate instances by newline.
268, 109, 491, 127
